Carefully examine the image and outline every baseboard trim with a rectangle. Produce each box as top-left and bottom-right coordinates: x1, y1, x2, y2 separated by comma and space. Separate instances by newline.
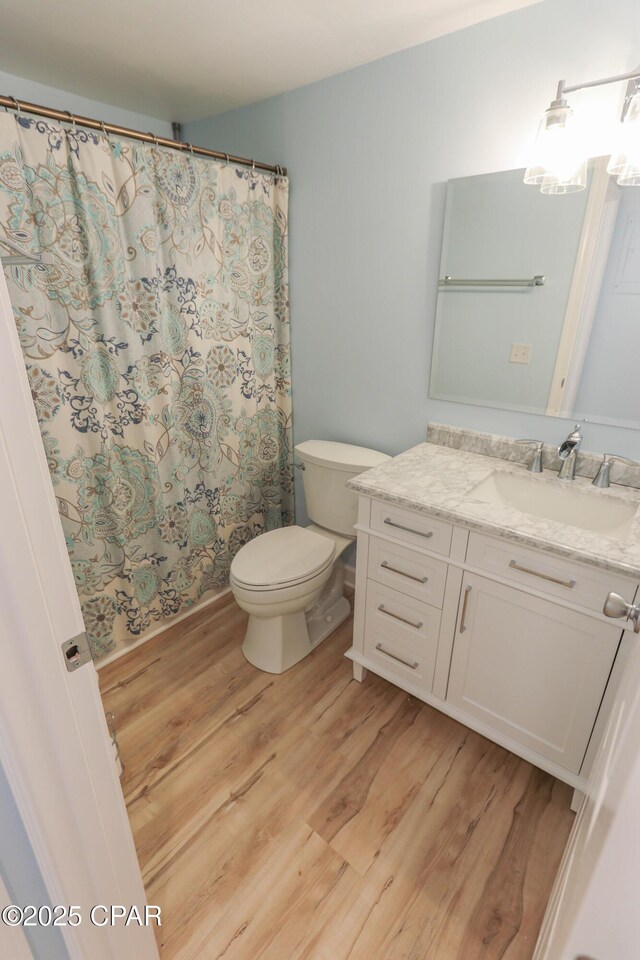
95, 586, 232, 670
97, 562, 355, 670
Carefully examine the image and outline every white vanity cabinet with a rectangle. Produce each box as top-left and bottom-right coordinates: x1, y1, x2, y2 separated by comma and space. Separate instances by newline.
349, 495, 639, 788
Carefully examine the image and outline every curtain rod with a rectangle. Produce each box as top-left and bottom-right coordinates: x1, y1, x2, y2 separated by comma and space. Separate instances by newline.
0, 95, 286, 176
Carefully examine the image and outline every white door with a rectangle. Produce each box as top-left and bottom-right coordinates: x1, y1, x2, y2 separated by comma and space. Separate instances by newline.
534, 610, 640, 959
0, 269, 159, 960
447, 573, 621, 772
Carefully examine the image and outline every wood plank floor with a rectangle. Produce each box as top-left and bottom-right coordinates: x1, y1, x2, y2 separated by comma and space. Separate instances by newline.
99, 595, 574, 960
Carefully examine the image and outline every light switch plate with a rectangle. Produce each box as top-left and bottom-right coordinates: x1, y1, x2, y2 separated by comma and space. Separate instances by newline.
510, 343, 532, 364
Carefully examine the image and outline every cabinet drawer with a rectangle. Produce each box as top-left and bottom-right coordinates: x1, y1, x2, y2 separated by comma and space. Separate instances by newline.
370, 499, 452, 557
466, 531, 638, 615
367, 535, 448, 607
447, 573, 621, 773
364, 582, 440, 691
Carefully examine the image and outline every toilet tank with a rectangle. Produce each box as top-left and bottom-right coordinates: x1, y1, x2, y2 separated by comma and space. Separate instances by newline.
294, 440, 390, 537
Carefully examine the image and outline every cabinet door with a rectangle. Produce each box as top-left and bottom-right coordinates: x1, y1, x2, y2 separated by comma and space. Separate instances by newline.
447, 573, 621, 773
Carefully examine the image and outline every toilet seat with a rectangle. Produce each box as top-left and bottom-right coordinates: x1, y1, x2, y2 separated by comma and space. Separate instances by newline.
230, 525, 335, 592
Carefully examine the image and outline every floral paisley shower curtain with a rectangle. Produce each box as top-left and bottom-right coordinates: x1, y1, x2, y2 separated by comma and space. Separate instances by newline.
0, 112, 293, 659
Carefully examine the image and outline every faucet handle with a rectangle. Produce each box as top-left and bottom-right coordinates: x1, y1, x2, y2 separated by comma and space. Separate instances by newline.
604, 453, 639, 467
592, 453, 639, 488
516, 439, 543, 473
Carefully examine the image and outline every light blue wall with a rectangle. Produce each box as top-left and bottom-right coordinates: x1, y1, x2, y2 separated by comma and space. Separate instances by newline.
185, 0, 640, 480
0, 69, 171, 139
0, 763, 68, 960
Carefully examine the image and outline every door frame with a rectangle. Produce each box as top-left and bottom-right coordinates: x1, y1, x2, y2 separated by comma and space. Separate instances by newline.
0, 269, 159, 960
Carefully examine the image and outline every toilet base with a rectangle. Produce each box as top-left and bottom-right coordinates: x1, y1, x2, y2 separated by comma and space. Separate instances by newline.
241, 562, 351, 674
242, 610, 311, 674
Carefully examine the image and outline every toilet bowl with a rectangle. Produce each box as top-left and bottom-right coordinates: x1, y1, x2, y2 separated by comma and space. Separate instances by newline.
230, 440, 390, 674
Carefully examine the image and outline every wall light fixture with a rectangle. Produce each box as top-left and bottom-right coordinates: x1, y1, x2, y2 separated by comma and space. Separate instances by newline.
525, 69, 640, 193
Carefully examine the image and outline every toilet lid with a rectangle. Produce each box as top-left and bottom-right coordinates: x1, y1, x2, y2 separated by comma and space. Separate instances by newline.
230, 525, 335, 588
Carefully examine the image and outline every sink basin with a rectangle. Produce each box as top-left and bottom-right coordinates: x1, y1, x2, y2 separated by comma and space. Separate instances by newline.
469, 471, 638, 538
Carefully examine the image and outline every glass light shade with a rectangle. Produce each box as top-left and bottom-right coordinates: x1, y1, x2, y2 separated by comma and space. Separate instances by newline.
524, 101, 588, 192
539, 159, 588, 194
617, 163, 640, 186
607, 90, 640, 177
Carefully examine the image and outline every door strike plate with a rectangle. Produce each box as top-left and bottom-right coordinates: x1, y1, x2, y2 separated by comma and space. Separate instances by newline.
61, 631, 93, 672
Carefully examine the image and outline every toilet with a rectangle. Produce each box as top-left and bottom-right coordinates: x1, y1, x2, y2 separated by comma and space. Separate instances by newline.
230, 440, 390, 673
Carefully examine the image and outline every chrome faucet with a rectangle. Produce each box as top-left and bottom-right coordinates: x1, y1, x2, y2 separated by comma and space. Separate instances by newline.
557, 424, 583, 481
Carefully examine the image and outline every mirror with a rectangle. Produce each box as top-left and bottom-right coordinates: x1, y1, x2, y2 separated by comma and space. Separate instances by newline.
430, 158, 640, 429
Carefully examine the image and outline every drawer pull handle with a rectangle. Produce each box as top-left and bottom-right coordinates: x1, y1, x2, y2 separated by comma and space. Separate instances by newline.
384, 517, 433, 539
381, 560, 428, 584
377, 603, 423, 629
509, 559, 576, 589
375, 643, 419, 670
460, 584, 472, 633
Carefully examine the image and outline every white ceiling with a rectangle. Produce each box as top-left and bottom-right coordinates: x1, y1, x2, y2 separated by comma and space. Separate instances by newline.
0, 0, 542, 122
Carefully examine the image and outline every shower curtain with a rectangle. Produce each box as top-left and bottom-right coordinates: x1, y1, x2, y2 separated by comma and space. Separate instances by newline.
0, 112, 293, 659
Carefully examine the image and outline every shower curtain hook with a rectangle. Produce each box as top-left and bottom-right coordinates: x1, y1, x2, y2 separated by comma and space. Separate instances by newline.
65, 111, 77, 130
100, 120, 110, 141
251, 159, 256, 177
225, 153, 230, 165
9, 96, 22, 115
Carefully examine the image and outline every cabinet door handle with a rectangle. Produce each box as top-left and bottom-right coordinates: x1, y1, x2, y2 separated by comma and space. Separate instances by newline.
377, 603, 423, 629
375, 643, 419, 670
509, 559, 576, 589
381, 560, 428, 584
384, 517, 433, 539
459, 585, 472, 633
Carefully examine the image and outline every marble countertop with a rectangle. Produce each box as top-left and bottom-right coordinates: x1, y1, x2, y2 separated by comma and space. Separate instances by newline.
349, 442, 640, 579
